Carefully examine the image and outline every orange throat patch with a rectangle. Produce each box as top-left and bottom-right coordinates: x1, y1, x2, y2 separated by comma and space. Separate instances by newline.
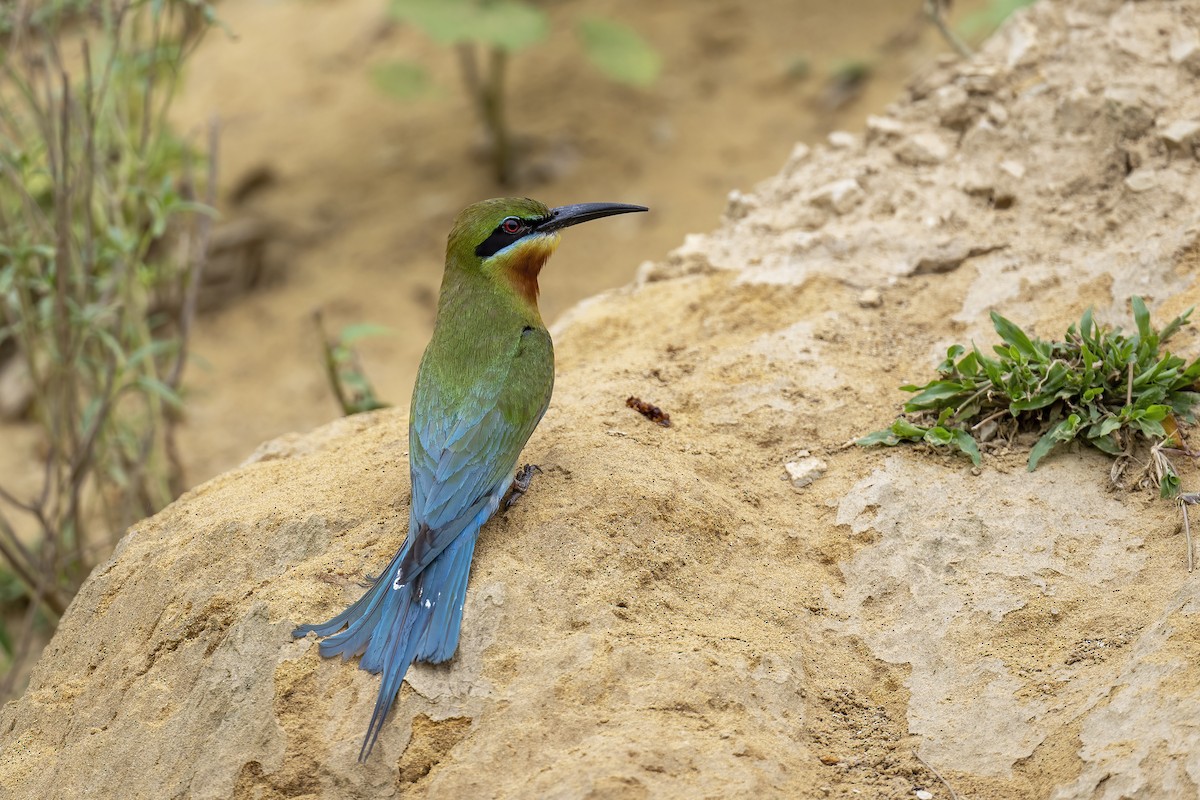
501, 233, 560, 307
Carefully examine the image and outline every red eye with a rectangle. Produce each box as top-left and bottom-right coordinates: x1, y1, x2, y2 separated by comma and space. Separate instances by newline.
502, 217, 522, 234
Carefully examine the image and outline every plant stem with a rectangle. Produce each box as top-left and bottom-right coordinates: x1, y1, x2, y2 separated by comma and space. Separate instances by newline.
483, 46, 511, 186
924, 0, 973, 58
455, 42, 513, 185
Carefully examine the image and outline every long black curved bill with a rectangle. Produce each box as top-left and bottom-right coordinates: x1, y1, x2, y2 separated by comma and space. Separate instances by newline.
539, 202, 648, 232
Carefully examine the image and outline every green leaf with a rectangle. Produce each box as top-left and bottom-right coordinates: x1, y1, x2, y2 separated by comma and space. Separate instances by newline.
577, 18, 661, 87
390, 0, 547, 51
1159, 308, 1193, 343
1131, 295, 1151, 342
857, 429, 900, 447
136, 376, 183, 408
937, 344, 965, 375
891, 419, 927, 439
1079, 307, 1096, 346
952, 429, 982, 466
371, 61, 432, 99
902, 380, 972, 411
954, 350, 980, 378
127, 338, 178, 368
1140, 404, 1170, 422
958, 0, 1036, 37
974, 344, 1004, 386
340, 322, 394, 345
1009, 392, 1058, 412
1028, 415, 1080, 471
1090, 434, 1122, 455
923, 426, 954, 446
1171, 391, 1200, 420
1027, 429, 1059, 471
991, 311, 1041, 362
1133, 417, 1166, 438
1160, 470, 1180, 499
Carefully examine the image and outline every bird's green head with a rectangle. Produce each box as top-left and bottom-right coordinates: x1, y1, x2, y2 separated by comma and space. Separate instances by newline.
446, 197, 647, 307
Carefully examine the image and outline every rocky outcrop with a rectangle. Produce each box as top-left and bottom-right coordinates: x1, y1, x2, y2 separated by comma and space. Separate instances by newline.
4, 1, 1200, 797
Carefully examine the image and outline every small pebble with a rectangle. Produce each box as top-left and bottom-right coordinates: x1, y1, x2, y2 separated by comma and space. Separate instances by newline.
828, 131, 858, 149
1160, 120, 1200, 150
858, 288, 883, 308
916, 791, 934, 800
811, 179, 864, 215
866, 115, 905, 142
785, 457, 827, 489
1124, 169, 1157, 193
1000, 159, 1026, 179
895, 132, 950, 166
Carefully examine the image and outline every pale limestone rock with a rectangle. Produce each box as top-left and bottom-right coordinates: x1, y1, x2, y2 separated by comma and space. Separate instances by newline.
810, 178, 864, 215
1124, 168, 1158, 193
784, 457, 827, 489
827, 131, 858, 150
894, 132, 950, 166
857, 287, 883, 308
1160, 119, 1200, 152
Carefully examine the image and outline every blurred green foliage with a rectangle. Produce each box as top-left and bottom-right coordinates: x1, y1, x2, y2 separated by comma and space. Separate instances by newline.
391, 0, 547, 50
959, 0, 1037, 38
377, 0, 660, 184
575, 17, 661, 88
0, 0, 215, 696
314, 313, 391, 416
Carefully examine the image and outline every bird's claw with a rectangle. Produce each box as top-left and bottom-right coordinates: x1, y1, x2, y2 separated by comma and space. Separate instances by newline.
504, 464, 542, 510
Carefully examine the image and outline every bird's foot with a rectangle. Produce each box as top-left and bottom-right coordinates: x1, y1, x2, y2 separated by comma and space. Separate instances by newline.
504, 464, 543, 510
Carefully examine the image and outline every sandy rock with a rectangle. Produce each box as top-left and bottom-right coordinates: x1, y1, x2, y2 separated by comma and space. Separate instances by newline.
784, 456, 827, 489
724, 188, 759, 221
865, 115, 905, 144
781, 142, 811, 175
909, 240, 1006, 276
857, 287, 883, 308
1103, 86, 1156, 139
809, 178, 864, 215
1124, 168, 1158, 193
1160, 119, 1200, 155
894, 132, 951, 166
932, 83, 976, 131
1170, 27, 1200, 74
827, 131, 858, 150
5, 1, 1200, 798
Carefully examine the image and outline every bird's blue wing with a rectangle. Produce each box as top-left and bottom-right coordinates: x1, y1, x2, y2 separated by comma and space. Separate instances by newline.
395, 326, 554, 586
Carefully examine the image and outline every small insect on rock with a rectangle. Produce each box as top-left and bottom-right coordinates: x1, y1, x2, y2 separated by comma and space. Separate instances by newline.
626, 396, 671, 427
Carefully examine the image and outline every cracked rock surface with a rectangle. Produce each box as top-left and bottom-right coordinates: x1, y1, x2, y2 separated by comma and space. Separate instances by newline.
4, 1, 1200, 797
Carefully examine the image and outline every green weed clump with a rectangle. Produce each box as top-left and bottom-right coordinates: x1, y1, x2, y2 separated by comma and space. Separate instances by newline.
859, 298, 1200, 497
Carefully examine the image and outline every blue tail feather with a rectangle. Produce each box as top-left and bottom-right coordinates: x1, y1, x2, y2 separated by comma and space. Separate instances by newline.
415, 530, 478, 663
293, 507, 492, 761
358, 585, 421, 761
